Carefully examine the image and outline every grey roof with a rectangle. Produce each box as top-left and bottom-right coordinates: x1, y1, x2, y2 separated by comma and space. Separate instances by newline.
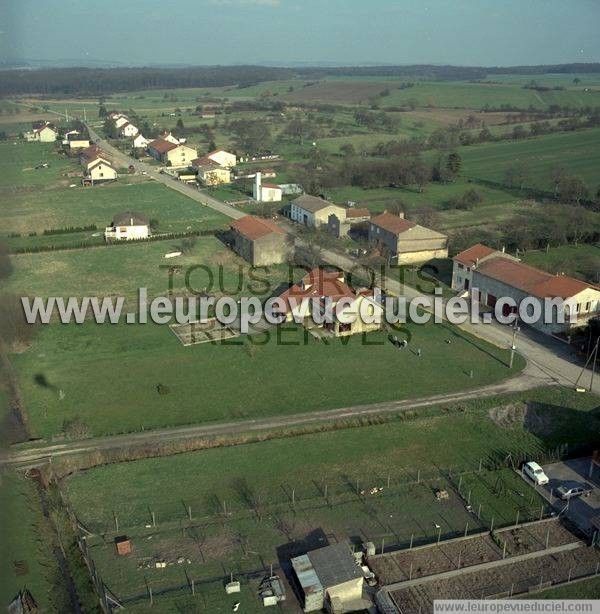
111, 211, 149, 226
299, 542, 362, 590
292, 194, 340, 214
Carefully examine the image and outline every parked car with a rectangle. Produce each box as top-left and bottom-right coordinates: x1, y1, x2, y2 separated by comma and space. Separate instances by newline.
523, 461, 549, 485
556, 483, 592, 500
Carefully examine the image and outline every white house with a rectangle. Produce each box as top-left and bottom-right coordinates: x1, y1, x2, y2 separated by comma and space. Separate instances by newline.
132, 134, 149, 149
253, 172, 282, 202
85, 159, 118, 184
118, 122, 139, 138
25, 123, 58, 142
104, 211, 149, 241
207, 149, 236, 168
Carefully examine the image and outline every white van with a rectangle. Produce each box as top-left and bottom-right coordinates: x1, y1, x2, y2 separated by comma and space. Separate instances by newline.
523, 461, 549, 486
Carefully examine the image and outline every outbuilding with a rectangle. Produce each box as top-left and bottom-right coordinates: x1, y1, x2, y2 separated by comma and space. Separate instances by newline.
291, 542, 366, 612
229, 215, 288, 266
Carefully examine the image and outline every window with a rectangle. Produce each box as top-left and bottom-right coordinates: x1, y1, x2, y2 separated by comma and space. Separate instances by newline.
585, 301, 591, 312
457, 263, 464, 270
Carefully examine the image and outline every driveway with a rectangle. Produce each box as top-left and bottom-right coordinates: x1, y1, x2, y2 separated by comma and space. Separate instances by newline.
535, 459, 600, 534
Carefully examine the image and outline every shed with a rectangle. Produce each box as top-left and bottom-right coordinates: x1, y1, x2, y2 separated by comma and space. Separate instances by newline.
115, 536, 132, 555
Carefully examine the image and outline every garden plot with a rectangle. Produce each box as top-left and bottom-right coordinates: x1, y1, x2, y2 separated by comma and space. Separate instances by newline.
169, 318, 239, 346
369, 519, 576, 586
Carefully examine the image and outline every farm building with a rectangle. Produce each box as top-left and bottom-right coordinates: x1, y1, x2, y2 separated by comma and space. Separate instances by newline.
278, 268, 383, 337
368, 212, 448, 264
25, 122, 57, 142
206, 149, 236, 168
132, 134, 149, 149
253, 172, 282, 202
104, 211, 150, 241
229, 215, 288, 266
328, 207, 370, 238
192, 157, 231, 185
453, 243, 600, 335
147, 139, 197, 167
288, 194, 347, 229
114, 116, 129, 128
118, 122, 139, 138
291, 542, 367, 612
67, 133, 90, 150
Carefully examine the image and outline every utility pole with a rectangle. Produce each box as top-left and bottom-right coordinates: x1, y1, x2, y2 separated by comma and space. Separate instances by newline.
509, 316, 520, 369
575, 337, 599, 392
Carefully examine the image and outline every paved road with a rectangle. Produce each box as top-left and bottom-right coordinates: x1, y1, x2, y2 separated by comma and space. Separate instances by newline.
86, 124, 245, 220
4, 371, 544, 467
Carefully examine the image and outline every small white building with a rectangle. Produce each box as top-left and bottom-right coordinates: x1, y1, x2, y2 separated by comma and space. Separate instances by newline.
289, 194, 347, 228
119, 122, 139, 138
68, 134, 91, 149
253, 172, 282, 202
207, 149, 236, 168
104, 211, 150, 241
132, 134, 149, 149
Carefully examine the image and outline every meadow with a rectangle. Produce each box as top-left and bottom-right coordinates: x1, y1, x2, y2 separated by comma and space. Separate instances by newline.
457, 127, 600, 192
2, 236, 290, 301
62, 386, 598, 609
521, 243, 600, 283
13, 316, 523, 440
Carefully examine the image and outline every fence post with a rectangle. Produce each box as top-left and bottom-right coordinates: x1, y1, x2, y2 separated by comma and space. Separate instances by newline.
437, 527, 442, 544
545, 526, 550, 549
478, 458, 482, 473
409, 562, 413, 580
464, 522, 469, 538
458, 475, 463, 493
477, 503, 482, 519
515, 509, 519, 527
503, 541, 507, 559
409, 533, 414, 550
490, 516, 494, 533
188, 506, 192, 521
381, 538, 385, 555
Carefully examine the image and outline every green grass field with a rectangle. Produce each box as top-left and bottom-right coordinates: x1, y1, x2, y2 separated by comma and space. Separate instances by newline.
457, 128, 600, 192
521, 244, 600, 284
2, 236, 290, 300
0, 472, 57, 611
62, 386, 598, 610
13, 316, 524, 440
3, 177, 229, 235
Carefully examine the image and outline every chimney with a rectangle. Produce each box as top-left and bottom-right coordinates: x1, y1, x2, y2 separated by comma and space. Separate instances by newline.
255, 172, 262, 200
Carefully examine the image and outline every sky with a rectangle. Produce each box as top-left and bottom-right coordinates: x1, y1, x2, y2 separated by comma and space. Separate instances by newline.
2, 0, 600, 67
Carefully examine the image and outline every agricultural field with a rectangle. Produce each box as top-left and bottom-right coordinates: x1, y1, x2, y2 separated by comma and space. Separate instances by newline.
62, 387, 599, 610
521, 244, 600, 284
2, 236, 290, 301
13, 317, 524, 440
457, 127, 600, 193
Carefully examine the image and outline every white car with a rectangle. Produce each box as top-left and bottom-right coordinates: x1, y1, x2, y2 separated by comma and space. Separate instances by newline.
523, 461, 549, 486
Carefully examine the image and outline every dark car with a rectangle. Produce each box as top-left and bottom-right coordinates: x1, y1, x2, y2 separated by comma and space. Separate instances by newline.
556, 482, 592, 500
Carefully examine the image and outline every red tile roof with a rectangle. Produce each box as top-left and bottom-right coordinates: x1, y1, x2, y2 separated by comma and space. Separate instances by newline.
346, 207, 370, 218
230, 215, 285, 241
370, 212, 415, 235
476, 257, 596, 299
191, 155, 217, 167
148, 139, 178, 154
278, 268, 360, 313
453, 243, 497, 267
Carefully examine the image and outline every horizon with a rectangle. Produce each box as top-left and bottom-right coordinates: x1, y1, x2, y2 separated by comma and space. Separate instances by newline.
2, 0, 600, 68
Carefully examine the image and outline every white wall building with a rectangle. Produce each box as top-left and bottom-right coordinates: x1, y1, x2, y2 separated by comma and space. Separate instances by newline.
104, 211, 149, 241
132, 134, 149, 149
119, 122, 139, 137
253, 172, 282, 202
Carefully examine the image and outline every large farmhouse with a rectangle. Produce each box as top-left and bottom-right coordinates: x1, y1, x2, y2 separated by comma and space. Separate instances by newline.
147, 139, 197, 167
229, 215, 288, 266
288, 195, 347, 228
368, 212, 448, 264
452, 243, 600, 335
278, 268, 383, 337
